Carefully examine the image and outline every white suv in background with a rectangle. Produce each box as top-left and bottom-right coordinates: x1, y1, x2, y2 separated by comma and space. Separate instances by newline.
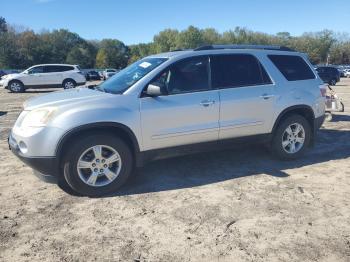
102, 69, 118, 80
0, 64, 86, 93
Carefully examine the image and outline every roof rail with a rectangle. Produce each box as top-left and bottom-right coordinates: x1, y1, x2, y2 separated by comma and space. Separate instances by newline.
194, 44, 295, 52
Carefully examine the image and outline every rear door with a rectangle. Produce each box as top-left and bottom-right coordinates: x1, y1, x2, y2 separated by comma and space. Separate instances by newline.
140, 56, 220, 150
43, 65, 64, 85
210, 54, 276, 139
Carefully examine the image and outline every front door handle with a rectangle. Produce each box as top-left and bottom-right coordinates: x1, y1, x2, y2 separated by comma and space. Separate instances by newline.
200, 100, 215, 107
260, 94, 274, 100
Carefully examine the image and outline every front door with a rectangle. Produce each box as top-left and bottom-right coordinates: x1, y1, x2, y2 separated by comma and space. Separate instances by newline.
140, 56, 220, 151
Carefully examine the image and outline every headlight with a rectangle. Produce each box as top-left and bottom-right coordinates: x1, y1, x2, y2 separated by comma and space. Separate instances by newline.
21, 107, 56, 128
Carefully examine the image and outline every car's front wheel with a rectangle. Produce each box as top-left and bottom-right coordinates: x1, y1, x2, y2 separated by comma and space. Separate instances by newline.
63, 133, 133, 196
271, 115, 311, 160
8, 80, 25, 93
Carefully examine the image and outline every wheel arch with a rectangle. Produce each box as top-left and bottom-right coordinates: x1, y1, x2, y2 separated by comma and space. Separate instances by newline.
272, 105, 315, 134
56, 122, 141, 168
8, 78, 24, 86
62, 78, 76, 85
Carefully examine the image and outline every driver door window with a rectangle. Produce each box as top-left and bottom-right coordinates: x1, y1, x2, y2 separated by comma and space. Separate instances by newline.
28, 66, 44, 74
152, 56, 210, 95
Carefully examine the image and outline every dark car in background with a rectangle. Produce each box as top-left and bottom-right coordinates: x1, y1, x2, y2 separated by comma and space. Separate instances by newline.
0, 70, 6, 78
85, 70, 101, 81
316, 66, 340, 85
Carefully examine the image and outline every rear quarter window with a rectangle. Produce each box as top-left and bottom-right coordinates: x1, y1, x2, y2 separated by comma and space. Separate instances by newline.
268, 55, 315, 81
61, 66, 75, 71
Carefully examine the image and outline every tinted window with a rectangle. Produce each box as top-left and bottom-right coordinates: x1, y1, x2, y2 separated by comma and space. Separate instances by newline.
151, 56, 210, 95
44, 66, 61, 73
211, 54, 272, 89
268, 55, 315, 81
43, 65, 74, 73
28, 66, 44, 74
60, 66, 74, 71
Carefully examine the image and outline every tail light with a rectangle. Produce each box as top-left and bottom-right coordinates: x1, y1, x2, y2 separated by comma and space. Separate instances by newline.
319, 84, 327, 97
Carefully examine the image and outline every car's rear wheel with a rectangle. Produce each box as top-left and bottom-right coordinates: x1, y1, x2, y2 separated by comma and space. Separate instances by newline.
271, 115, 311, 160
63, 133, 133, 196
62, 79, 76, 89
8, 80, 25, 93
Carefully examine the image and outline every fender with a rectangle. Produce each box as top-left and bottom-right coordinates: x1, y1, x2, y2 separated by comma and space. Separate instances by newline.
272, 104, 315, 133
55, 122, 141, 163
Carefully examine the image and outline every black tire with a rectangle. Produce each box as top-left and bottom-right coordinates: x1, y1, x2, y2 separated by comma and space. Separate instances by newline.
62, 79, 76, 89
329, 79, 337, 86
271, 115, 311, 160
8, 80, 25, 93
63, 133, 134, 196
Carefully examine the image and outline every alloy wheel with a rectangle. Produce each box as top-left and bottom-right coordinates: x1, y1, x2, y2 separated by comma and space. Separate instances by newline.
281, 123, 305, 154
77, 145, 122, 187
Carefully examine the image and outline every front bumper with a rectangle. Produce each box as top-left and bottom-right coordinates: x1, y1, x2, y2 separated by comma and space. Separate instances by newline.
0, 79, 8, 88
8, 132, 59, 183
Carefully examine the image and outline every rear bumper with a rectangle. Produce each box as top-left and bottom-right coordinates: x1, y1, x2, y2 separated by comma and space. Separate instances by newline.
77, 81, 86, 86
8, 133, 59, 183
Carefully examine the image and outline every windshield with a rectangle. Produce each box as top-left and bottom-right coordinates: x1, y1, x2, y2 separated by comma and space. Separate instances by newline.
98, 57, 168, 94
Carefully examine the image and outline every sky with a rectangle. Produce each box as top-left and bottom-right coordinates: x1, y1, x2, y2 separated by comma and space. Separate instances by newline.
1, 0, 350, 44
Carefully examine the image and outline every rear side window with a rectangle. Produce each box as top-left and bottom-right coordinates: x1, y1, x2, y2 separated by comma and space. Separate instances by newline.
60, 66, 75, 71
210, 54, 272, 89
43, 65, 74, 73
268, 55, 315, 81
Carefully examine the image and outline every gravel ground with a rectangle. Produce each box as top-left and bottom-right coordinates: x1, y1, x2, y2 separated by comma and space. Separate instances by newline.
0, 79, 350, 262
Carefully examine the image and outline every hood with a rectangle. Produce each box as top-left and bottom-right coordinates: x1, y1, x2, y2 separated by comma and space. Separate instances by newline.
24, 87, 110, 110
2, 73, 22, 79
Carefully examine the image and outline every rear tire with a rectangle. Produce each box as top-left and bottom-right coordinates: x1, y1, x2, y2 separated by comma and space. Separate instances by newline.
63, 133, 133, 196
8, 80, 25, 93
62, 79, 76, 89
271, 115, 311, 160
329, 79, 337, 86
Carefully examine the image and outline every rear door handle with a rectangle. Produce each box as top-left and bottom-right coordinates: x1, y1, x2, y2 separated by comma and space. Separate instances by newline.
200, 100, 215, 107
260, 94, 274, 100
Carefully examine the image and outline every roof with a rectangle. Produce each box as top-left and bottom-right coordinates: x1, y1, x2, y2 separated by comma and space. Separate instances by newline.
148, 44, 299, 59
28, 64, 77, 67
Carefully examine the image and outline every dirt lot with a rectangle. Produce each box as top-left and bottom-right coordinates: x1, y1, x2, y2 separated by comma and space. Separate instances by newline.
0, 79, 350, 262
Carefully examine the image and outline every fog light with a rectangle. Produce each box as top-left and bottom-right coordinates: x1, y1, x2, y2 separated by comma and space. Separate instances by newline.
19, 141, 28, 154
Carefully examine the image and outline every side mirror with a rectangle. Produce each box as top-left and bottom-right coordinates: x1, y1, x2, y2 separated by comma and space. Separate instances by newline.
146, 84, 167, 97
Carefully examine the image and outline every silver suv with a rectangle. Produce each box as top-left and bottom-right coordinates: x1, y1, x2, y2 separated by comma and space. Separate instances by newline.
9, 45, 326, 196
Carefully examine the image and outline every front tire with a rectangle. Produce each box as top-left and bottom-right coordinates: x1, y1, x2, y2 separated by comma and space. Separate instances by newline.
62, 79, 76, 89
8, 80, 25, 93
271, 115, 311, 160
63, 133, 133, 196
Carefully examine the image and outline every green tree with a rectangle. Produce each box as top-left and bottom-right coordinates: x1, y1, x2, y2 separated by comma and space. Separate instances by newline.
66, 46, 95, 68
176, 26, 204, 49
95, 39, 129, 69
0, 17, 7, 33
128, 43, 155, 63
153, 29, 179, 52
95, 49, 108, 68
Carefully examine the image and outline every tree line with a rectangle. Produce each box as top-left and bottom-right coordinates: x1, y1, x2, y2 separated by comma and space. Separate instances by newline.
0, 17, 350, 69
